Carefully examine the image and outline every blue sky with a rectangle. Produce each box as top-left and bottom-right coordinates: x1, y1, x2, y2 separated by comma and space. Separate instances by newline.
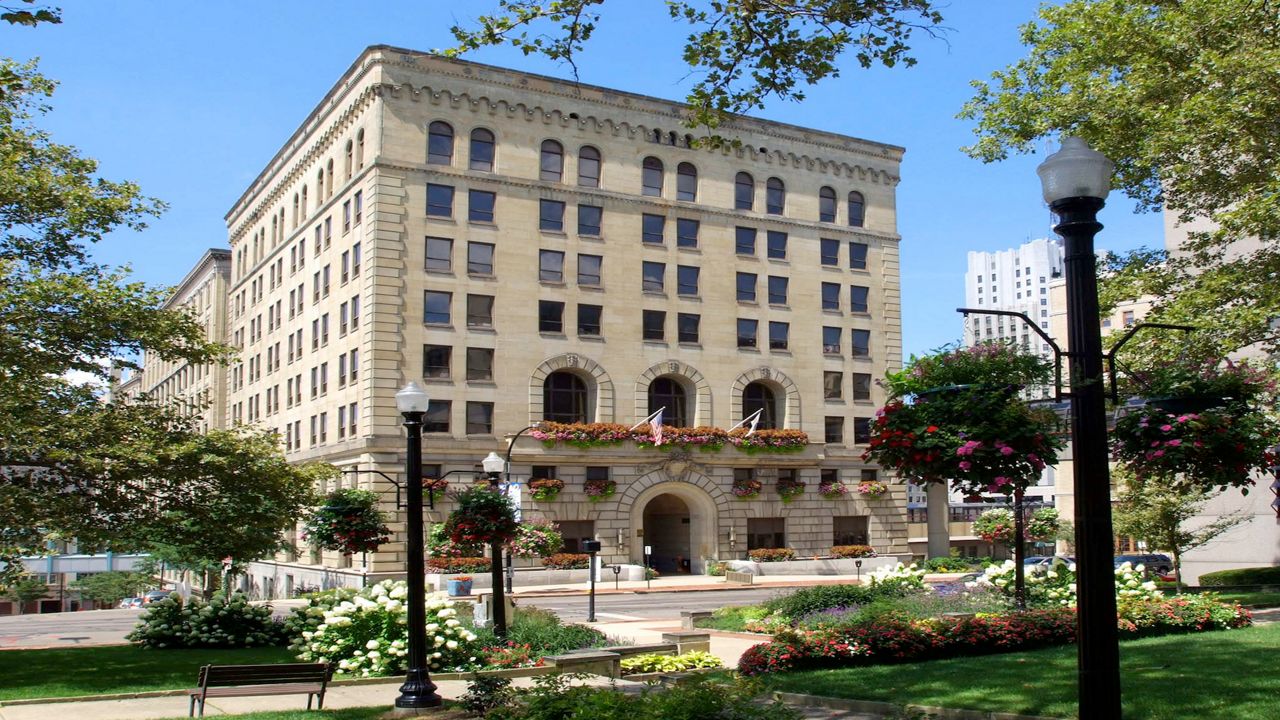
5, 1, 1165, 357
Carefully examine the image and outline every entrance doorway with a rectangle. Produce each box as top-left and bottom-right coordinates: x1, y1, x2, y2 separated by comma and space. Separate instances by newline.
643, 493, 692, 574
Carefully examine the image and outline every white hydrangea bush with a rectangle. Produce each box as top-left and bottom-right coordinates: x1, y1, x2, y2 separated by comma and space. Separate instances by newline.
867, 562, 931, 594
127, 593, 283, 649
294, 579, 479, 676
969, 560, 1160, 607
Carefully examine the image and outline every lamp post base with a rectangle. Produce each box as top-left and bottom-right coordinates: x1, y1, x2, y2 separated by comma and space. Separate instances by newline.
395, 669, 442, 709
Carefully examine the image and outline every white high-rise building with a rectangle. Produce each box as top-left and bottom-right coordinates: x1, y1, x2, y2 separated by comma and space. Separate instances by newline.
962, 238, 1064, 368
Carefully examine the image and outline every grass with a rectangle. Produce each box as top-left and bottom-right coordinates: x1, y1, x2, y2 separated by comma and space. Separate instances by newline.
1212, 590, 1280, 608
0, 644, 296, 701
767, 623, 1280, 720
693, 606, 766, 632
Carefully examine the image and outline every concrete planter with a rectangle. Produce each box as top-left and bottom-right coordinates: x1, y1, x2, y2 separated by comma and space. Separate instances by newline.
725, 556, 907, 576
429, 564, 649, 590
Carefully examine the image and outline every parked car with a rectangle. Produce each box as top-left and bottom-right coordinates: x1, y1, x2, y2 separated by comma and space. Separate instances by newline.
1114, 554, 1172, 574
118, 597, 143, 609
142, 589, 174, 603
1023, 555, 1075, 571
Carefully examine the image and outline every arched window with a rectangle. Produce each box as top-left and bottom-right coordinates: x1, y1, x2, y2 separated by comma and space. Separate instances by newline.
642, 156, 664, 197
742, 381, 778, 430
344, 140, 354, 180
271, 215, 278, 246
356, 129, 365, 168
301, 185, 308, 218
676, 162, 698, 201
316, 169, 324, 203
291, 193, 299, 228
325, 159, 334, 198
766, 177, 785, 215
847, 191, 866, 227
819, 186, 837, 223
648, 377, 688, 428
578, 145, 601, 187
540, 139, 564, 182
427, 121, 454, 166
735, 172, 754, 210
469, 128, 495, 172
543, 371, 588, 423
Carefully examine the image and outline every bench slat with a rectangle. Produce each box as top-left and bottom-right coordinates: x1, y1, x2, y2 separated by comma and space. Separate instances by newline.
192, 683, 325, 698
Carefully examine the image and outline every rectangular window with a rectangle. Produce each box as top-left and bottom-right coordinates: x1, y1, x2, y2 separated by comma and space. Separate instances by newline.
849, 242, 868, 270
424, 400, 451, 433
821, 282, 840, 310
337, 406, 346, 439
340, 251, 350, 284
349, 348, 358, 382
823, 326, 842, 355
642, 261, 665, 293
425, 236, 452, 272
351, 294, 360, 328
677, 265, 699, 296
558, 520, 596, 554
850, 285, 870, 313
851, 329, 870, 357
322, 265, 331, 297
466, 402, 493, 434
342, 200, 351, 233
539, 250, 565, 283
747, 517, 785, 550
736, 272, 756, 302
466, 347, 494, 381
324, 217, 332, 247
735, 226, 756, 255
539, 199, 566, 232
820, 238, 839, 266
578, 204, 602, 236
337, 355, 346, 387
825, 416, 844, 444
426, 183, 454, 217
318, 412, 328, 442
676, 218, 699, 248
854, 417, 873, 444
737, 318, 758, 348
423, 344, 451, 378
339, 302, 349, 335
824, 371, 843, 400
642, 214, 665, 244
852, 373, 872, 401
769, 321, 789, 350
577, 254, 602, 287
348, 402, 357, 437
642, 309, 665, 341
320, 314, 329, 346
578, 303, 602, 336
767, 276, 788, 305
352, 242, 361, 276
354, 191, 363, 224
767, 231, 787, 259
467, 294, 494, 328
424, 290, 451, 324
468, 189, 496, 223
468, 242, 495, 275
539, 300, 565, 333
833, 515, 869, 546
677, 312, 700, 343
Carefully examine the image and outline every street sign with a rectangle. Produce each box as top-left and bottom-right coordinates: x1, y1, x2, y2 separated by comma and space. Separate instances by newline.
644, 545, 652, 555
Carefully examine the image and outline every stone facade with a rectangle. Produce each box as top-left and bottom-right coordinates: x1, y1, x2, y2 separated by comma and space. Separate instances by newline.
220, 46, 907, 593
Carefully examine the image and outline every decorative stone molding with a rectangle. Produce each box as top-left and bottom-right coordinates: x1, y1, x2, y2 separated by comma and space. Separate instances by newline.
729, 367, 801, 429
528, 353, 615, 425
634, 360, 712, 427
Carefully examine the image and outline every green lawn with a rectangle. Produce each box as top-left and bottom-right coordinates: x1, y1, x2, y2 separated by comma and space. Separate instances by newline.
767, 624, 1280, 720
1214, 591, 1280, 608
0, 645, 296, 701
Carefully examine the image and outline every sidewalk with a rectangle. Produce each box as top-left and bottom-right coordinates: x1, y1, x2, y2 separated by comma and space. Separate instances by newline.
504, 571, 966, 597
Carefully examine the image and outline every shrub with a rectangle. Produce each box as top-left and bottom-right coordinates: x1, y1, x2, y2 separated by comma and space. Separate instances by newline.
542, 552, 590, 569
427, 556, 491, 574
706, 561, 727, 576
970, 560, 1161, 607
1117, 594, 1252, 635
764, 584, 875, 620
1198, 566, 1280, 586
282, 588, 359, 645
748, 548, 796, 562
469, 607, 608, 658
483, 673, 796, 720
460, 673, 515, 715
506, 519, 563, 559
924, 556, 976, 572
480, 641, 544, 669
831, 545, 876, 558
127, 593, 284, 649
620, 650, 722, 673
294, 580, 478, 676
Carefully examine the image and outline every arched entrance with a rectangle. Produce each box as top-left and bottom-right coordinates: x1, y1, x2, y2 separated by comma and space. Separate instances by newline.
643, 494, 692, 574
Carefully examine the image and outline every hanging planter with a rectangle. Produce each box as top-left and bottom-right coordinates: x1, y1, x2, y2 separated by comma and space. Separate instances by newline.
732, 476, 762, 500
776, 476, 805, 503
856, 480, 889, 499
443, 486, 518, 546
422, 477, 448, 505
302, 488, 391, 555
818, 479, 849, 500
528, 477, 565, 502
974, 506, 1060, 544
584, 478, 616, 502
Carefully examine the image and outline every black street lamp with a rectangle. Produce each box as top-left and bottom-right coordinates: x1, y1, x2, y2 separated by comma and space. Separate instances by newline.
393, 381, 441, 709
1037, 137, 1122, 719
480, 450, 508, 636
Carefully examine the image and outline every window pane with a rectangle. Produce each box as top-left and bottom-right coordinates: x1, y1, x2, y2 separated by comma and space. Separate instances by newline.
849, 241, 868, 270
425, 236, 452, 272
676, 162, 697, 201
823, 326, 842, 354
577, 254, 602, 286
426, 184, 454, 217
467, 242, 494, 275
469, 190, 496, 223
825, 416, 844, 443
469, 129, 495, 171
852, 372, 872, 400
821, 238, 839, 266
540, 140, 564, 182
848, 191, 865, 227
677, 313, 700, 343
769, 321, 789, 350
854, 417, 872, 444
676, 218, 699, 248
766, 177, 785, 215
578, 146, 601, 187
467, 294, 494, 328
833, 515, 869, 546
824, 371, 843, 399
578, 204, 602, 236
466, 347, 493, 381
735, 172, 754, 210
577, 304, 602, 336
819, 186, 837, 222
677, 265, 699, 296
747, 517, 785, 550
423, 344, 450, 378
737, 318, 757, 348
768, 276, 788, 305
735, 226, 756, 255
852, 329, 871, 357
466, 402, 494, 434
642, 214, 664, 244
424, 290, 451, 324
642, 156, 663, 196
736, 272, 756, 302
539, 250, 565, 282
850, 285, 869, 313
822, 282, 840, 310
424, 400, 450, 432
539, 300, 564, 332
539, 199, 565, 232
642, 309, 665, 340
767, 231, 787, 259
427, 121, 453, 165
642, 261, 665, 292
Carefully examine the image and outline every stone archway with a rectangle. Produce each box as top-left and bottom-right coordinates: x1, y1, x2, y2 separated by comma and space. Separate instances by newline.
527, 353, 614, 424
730, 366, 801, 428
643, 493, 691, 573
593, 465, 729, 574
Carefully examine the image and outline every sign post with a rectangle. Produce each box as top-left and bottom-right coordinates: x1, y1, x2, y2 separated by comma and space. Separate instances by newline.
582, 540, 601, 622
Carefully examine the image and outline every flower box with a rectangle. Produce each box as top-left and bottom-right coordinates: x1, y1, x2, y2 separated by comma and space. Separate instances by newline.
528, 477, 565, 502
529, 422, 808, 454
584, 478, 616, 502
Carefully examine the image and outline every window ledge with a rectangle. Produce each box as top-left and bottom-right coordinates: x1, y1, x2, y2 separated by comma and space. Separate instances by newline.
540, 280, 568, 288
467, 380, 497, 387
425, 216, 457, 224
643, 339, 668, 346
540, 229, 569, 238
423, 322, 454, 330
468, 220, 498, 229
539, 331, 568, 339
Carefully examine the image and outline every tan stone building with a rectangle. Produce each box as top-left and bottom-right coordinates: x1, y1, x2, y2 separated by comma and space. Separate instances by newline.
221, 46, 908, 592
116, 248, 232, 433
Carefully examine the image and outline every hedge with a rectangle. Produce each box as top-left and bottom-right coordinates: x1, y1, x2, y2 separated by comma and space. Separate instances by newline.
1198, 566, 1280, 587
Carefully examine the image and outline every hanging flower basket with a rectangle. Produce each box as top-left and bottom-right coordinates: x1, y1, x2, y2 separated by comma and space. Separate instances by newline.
974, 506, 1060, 544
776, 476, 805, 503
302, 488, 391, 555
422, 477, 448, 505
584, 478, 616, 502
818, 479, 849, 500
856, 480, 889, 499
528, 477, 565, 502
732, 476, 762, 500
443, 486, 518, 546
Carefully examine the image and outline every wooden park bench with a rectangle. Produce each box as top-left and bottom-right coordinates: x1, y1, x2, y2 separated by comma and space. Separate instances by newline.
188, 662, 332, 717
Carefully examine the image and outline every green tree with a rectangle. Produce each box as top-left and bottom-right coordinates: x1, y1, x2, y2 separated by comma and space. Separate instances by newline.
2, 575, 48, 613
70, 571, 151, 608
960, 0, 1280, 357
1112, 473, 1250, 593
445, 0, 943, 135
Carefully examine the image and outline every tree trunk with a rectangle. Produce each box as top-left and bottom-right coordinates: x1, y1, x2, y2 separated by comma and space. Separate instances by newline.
1172, 548, 1182, 594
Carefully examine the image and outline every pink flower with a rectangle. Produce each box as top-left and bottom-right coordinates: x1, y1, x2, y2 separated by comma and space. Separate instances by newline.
1160, 424, 1173, 432
1000, 446, 1014, 456
958, 461, 972, 471
1166, 439, 1182, 447
1152, 450, 1165, 458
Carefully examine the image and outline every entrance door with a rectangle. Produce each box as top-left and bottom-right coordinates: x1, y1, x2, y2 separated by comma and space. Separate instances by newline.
643, 493, 692, 574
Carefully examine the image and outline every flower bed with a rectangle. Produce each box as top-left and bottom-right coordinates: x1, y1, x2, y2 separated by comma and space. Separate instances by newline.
427, 556, 491, 574
748, 548, 796, 563
529, 422, 808, 454
527, 477, 564, 502
830, 545, 875, 559
542, 553, 590, 570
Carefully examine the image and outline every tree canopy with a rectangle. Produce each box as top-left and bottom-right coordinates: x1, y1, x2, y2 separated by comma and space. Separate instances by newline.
445, 0, 944, 135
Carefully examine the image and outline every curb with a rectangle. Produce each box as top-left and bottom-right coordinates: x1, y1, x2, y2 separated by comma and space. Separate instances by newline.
776, 692, 1067, 720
